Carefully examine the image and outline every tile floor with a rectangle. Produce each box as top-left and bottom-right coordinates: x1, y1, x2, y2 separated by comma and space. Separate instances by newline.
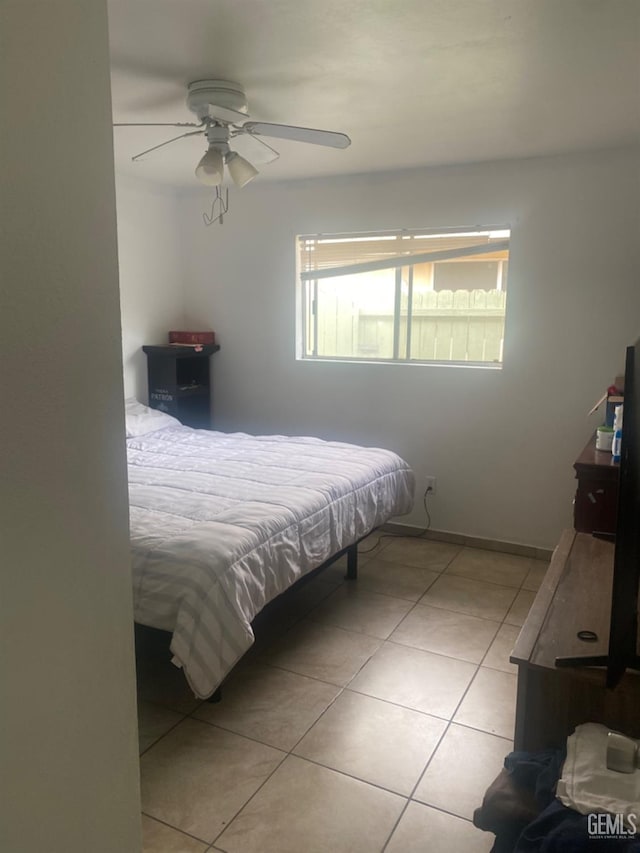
135, 535, 548, 853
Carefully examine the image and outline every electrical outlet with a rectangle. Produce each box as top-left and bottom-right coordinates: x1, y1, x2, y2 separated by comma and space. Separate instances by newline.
425, 476, 437, 495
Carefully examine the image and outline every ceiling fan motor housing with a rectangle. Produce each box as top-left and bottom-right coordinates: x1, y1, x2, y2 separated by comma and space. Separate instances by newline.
187, 80, 248, 122
205, 125, 231, 152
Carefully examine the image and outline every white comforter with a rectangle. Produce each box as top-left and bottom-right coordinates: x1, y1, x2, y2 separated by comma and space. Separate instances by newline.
127, 426, 414, 698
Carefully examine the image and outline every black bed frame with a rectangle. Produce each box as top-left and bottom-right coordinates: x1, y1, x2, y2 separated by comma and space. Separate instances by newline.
337, 540, 359, 581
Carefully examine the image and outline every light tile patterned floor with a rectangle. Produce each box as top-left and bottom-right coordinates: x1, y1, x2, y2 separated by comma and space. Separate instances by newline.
136, 536, 547, 852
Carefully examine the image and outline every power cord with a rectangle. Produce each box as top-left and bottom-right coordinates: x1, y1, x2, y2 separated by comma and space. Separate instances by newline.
358, 485, 434, 554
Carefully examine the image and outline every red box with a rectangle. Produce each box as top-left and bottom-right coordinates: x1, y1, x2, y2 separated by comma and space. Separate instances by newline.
168, 330, 215, 345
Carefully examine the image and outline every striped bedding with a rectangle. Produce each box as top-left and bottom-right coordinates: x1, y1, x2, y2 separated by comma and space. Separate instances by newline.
127, 425, 415, 698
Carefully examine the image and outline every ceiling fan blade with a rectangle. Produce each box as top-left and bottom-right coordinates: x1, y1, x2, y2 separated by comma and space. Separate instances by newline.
114, 122, 203, 128
231, 131, 280, 165
242, 122, 351, 149
131, 129, 204, 162
204, 104, 251, 124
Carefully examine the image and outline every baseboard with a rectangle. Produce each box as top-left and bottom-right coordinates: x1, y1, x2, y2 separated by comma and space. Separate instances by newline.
381, 521, 553, 562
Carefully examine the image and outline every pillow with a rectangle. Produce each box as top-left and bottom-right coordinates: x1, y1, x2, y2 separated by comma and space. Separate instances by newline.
124, 398, 181, 438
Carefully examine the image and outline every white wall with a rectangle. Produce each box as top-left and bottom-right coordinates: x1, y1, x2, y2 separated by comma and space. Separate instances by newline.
116, 176, 185, 400
1, 3, 141, 851
177, 147, 640, 550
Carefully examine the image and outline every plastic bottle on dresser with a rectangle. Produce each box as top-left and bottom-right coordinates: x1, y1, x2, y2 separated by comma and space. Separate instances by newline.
612, 404, 623, 463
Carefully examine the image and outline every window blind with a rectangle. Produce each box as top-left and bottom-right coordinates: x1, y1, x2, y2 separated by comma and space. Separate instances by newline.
298, 227, 510, 281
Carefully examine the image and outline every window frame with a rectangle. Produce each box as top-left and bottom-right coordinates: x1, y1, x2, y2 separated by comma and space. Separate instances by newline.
296, 226, 510, 369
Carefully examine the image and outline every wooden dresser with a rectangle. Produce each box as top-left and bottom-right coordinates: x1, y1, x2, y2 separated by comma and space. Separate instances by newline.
573, 435, 619, 535
511, 530, 640, 750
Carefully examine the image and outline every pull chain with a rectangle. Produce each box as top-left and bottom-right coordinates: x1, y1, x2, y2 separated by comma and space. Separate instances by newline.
203, 186, 229, 226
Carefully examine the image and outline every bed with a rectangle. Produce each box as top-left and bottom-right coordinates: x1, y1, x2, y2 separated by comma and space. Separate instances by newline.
126, 400, 415, 699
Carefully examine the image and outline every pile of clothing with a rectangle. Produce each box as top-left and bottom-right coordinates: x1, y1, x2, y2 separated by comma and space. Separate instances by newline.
474, 724, 640, 852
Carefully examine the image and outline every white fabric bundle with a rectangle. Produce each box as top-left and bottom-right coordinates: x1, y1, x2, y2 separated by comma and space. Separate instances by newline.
557, 723, 640, 828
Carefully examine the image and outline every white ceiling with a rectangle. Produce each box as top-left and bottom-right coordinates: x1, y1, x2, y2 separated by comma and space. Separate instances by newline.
108, 0, 640, 189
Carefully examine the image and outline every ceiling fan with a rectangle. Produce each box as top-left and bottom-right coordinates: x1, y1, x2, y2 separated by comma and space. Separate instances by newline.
113, 79, 351, 188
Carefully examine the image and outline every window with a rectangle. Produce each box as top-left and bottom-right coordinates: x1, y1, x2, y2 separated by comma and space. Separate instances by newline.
297, 227, 510, 367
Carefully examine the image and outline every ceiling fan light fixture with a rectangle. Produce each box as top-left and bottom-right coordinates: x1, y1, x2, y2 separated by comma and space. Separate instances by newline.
195, 146, 224, 186
226, 151, 259, 188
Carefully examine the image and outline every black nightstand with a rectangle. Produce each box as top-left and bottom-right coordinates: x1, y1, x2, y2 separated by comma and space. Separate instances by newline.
142, 344, 220, 429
